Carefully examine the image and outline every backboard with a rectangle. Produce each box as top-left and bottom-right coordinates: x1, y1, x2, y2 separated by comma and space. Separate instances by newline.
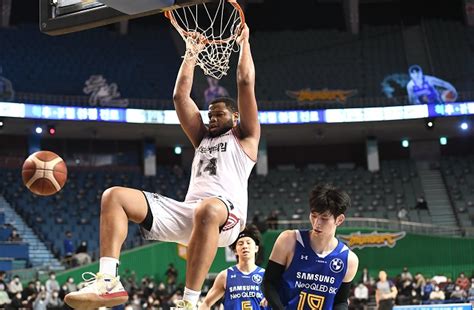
39, 0, 208, 36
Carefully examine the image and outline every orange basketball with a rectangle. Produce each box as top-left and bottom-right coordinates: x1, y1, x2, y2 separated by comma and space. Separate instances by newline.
22, 151, 68, 196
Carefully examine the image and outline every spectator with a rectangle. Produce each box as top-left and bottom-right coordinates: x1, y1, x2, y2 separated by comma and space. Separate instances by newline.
10, 291, 24, 308
400, 267, 413, 282
443, 278, 455, 299
46, 290, 63, 309
65, 277, 77, 293
397, 207, 408, 221
450, 285, 467, 301
0, 271, 7, 292
415, 196, 428, 210
351, 282, 369, 310
59, 283, 69, 301
73, 240, 92, 266
429, 285, 445, 301
361, 267, 374, 286
468, 282, 474, 300
34, 279, 43, 295
123, 277, 138, 296
143, 279, 155, 298
266, 210, 279, 230
129, 293, 142, 310
33, 292, 48, 310
0, 271, 10, 306
413, 273, 426, 296
165, 263, 178, 291
7, 228, 22, 242
8, 275, 23, 298
397, 279, 415, 305
45, 272, 60, 296
422, 280, 435, 301
456, 272, 471, 291
22, 281, 36, 301
63, 231, 75, 264
376, 270, 397, 310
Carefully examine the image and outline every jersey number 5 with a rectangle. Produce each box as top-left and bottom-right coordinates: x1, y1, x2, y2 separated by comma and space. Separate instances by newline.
297, 292, 325, 310
241, 300, 252, 310
196, 158, 217, 177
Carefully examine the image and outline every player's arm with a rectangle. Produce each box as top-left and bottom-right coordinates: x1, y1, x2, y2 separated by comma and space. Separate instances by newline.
198, 270, 227, 310
172, 40, 208, 148
388, 281, 398, 299
236, 24, 260, 160
333, 251, 359, 310
263, 230, 295, 310
427, 76, 458, 94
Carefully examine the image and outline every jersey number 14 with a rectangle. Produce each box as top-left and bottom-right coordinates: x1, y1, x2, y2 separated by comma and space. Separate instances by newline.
196, 158, 217, 177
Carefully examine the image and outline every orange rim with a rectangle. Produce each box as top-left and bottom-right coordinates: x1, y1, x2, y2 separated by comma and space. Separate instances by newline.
165, 0, 245, 45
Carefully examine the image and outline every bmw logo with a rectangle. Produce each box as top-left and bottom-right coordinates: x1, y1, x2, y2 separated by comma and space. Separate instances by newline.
252, 274, 262, 284
329, 258, 344, 273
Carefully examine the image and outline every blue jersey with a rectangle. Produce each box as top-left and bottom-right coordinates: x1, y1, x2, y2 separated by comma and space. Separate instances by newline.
412, 77, 440, 104
223, 265, 268, 310
279, 230, 349, 310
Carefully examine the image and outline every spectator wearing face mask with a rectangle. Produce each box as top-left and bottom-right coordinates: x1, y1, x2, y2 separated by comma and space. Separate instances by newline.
129, 293, 142, 310
47, 290, 63, 309
45, 272, 60, 297
429, 285, 445, 302
33, 292, 48, 310
65, 277, 77, 292
450, 285, 467, 301
8, 275, 23, 298
10, 291, 25, 308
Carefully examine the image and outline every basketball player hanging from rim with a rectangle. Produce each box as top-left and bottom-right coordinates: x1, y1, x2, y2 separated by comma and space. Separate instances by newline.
64, 24, 259, 309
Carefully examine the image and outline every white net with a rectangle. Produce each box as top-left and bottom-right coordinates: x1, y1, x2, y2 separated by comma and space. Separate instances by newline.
166, 0, 244, 80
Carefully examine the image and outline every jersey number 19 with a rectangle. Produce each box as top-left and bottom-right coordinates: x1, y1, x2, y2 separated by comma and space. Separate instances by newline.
297, 292, 325, 310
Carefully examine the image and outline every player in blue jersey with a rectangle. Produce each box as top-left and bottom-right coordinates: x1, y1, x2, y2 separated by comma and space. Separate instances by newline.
406, 65, 457, 104
199, 226, 268, 310
262, 183, 359, 310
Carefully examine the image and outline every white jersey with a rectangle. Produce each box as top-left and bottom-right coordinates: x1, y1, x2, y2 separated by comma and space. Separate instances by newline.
185, 128, 256, 221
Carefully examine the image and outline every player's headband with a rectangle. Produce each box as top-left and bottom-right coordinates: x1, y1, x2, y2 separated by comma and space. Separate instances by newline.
236, 231, 260, 245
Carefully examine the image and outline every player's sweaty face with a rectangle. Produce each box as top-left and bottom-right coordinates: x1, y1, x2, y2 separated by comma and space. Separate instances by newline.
208, 102, 234, 137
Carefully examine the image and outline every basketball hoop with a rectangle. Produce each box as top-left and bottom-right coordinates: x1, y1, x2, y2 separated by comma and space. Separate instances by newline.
165, 0, 245, 79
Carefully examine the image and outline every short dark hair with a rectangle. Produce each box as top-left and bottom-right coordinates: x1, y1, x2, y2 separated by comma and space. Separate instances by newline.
229, 225, 261, 252
209, 97, 238, 113
309, 183, 350, 218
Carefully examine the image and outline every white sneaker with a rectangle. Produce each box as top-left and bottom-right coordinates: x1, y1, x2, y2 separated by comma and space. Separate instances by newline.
64, 272, 128, 309
171, 300, 195, 309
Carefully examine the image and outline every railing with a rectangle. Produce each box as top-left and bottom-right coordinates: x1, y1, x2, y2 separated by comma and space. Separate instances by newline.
267, 217, 474, 237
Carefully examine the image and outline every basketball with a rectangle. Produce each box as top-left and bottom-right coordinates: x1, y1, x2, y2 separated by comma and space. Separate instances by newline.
441, 90, 457, 102
22, 151, 68, 196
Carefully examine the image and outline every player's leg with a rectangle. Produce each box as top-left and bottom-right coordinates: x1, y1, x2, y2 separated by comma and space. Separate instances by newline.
181, 197, 229, 307
99, 186, 149, 259
65, 186, 148, 309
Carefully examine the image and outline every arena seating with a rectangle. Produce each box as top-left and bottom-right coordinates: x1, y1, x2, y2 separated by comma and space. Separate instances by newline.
439, 155, 474, 230
0, 158, 442, 262
0, 23, 180, 102
2, 21, 473, 110
247, 160, 427, 223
